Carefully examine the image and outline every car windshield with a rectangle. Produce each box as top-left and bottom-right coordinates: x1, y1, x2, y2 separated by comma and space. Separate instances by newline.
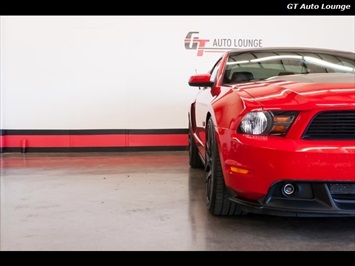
223, 50, 355, 84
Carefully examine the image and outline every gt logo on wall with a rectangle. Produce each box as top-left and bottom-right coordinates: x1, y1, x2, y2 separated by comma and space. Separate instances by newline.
184, 31, 264, 56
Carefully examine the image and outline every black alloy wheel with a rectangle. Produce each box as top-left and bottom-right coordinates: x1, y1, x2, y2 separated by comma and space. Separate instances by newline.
205, 118, 243, 216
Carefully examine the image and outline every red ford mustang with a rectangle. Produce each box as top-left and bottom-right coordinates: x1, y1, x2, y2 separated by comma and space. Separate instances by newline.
187, 47, 355, 217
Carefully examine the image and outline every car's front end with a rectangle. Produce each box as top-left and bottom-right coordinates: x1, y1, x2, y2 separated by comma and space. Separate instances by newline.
218, 74, 355, 217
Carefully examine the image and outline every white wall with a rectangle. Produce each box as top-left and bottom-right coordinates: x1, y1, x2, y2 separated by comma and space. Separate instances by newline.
1, 16, 354, 130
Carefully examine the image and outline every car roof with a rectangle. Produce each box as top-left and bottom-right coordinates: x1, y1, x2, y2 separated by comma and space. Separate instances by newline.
227, 47, 355, 57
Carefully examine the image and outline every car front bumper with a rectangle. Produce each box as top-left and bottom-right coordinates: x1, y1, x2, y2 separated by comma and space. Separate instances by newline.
228, 181, 355, 217
218, 131, 355, 216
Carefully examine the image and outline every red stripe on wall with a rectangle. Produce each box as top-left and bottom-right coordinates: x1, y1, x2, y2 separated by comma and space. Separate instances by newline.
127, 135, 187, 146
0, 134, 188, 148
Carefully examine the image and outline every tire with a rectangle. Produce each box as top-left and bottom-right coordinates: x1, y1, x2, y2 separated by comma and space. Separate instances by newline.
205, 118, 243, 216
188, 122, 204, 168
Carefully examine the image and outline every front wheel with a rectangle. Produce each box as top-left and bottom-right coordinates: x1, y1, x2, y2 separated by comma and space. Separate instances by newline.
205, 118, 244, 216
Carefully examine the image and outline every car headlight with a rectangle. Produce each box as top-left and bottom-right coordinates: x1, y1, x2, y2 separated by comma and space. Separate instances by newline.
238, 111, 298, 136
239, 111, 272, 135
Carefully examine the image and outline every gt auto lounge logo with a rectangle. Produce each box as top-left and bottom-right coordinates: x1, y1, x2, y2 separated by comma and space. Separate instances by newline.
184, 31, 263, 56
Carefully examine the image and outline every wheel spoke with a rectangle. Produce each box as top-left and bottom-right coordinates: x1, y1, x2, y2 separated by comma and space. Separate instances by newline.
205, 126, 213, 203
206, 168, 212, 203
205, 150, 212, 181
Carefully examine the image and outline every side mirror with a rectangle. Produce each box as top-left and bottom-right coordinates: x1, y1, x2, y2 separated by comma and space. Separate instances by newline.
188, 74, 214, 87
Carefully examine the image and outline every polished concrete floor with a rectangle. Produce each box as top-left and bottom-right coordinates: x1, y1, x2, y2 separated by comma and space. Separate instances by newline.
1, 151, 354, 251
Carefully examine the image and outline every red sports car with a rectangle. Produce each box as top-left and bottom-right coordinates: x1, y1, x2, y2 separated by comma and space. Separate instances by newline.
187, 47, 355, 217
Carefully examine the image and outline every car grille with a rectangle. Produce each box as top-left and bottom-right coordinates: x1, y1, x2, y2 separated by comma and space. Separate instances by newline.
329, 183, 355, 210
302, 111, 355, 140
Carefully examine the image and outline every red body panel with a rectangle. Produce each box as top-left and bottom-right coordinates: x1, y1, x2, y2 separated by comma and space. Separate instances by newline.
220, 130, 355, 199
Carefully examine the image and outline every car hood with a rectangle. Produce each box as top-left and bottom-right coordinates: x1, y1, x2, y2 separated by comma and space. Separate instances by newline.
234, 73, 355, 109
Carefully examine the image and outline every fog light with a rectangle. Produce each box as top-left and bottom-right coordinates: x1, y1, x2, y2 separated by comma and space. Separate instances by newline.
282, 183, 296, 196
